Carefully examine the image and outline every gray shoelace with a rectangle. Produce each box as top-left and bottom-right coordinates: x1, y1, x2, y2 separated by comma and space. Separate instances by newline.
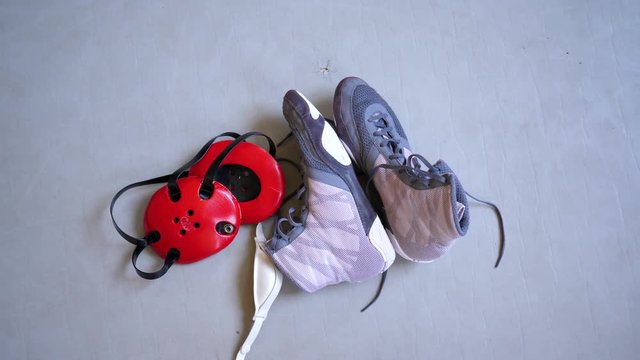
368, 113, 406, 163
274, 191, 308, 241
268, 134, 309, 249
365, 153, 447, 196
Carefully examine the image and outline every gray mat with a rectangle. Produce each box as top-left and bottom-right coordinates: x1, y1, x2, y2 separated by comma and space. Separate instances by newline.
1, 1, 639, 359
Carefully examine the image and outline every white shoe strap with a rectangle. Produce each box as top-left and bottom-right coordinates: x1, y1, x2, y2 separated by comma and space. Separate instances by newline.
235, 317, 265, 360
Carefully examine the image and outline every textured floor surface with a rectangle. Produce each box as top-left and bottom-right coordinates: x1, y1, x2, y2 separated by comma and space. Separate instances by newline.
1, 1, 639, 359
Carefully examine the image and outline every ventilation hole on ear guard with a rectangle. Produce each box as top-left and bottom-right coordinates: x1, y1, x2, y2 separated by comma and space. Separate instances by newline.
180, 229, 187, 236
187, 209, 194, 216
194, 222, 200, 228
173, 217, 179, 223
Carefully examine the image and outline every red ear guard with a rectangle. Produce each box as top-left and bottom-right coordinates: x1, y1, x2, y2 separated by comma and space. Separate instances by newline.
144, 177, 240, 264
190, 140, 285, 224
110, 131, 280, 280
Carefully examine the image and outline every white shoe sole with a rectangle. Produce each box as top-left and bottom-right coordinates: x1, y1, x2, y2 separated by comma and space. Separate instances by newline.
368, 216, 396, 270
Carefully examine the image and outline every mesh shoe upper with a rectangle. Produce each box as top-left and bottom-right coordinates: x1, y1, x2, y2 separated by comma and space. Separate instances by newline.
264, 90, 395, 292
268, 178, 388, 292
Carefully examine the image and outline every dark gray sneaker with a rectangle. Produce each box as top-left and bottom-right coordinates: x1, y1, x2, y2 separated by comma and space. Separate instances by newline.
333, 77, 472, 263
261, 90, 395, 292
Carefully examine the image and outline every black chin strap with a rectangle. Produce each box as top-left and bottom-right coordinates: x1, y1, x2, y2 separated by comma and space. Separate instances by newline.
110, 174, 173, 247
132, 246, 180, 280
110, 175, 181, 279
275, 157, 304, 205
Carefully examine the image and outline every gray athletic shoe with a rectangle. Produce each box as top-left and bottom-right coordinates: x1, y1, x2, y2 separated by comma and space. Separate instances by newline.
333, 77, 471, 263
262, 90, 395, 293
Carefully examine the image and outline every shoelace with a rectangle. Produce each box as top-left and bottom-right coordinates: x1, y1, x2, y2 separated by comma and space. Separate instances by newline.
267, 134, 309, 247
364, 153, 447, 198
368, 113, 406, 163
274, 200, 308, 241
